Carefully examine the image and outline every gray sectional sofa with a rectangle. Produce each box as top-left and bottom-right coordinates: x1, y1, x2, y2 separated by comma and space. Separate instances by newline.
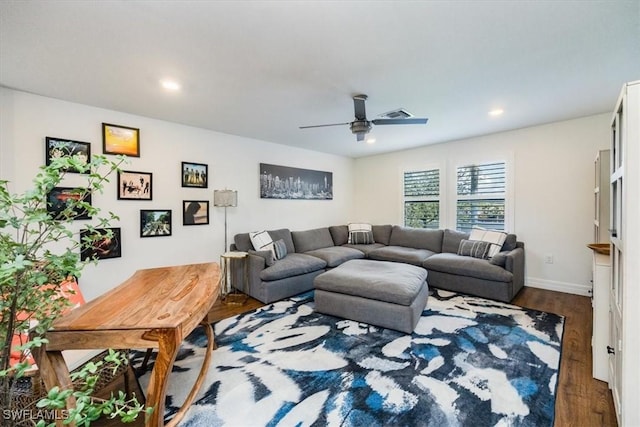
231, 225, 525, 304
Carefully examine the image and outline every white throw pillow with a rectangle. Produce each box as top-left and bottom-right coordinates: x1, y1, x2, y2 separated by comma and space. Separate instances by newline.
347, 223, 372, 244
469, 226, 507, 258
249, 230, 275, 257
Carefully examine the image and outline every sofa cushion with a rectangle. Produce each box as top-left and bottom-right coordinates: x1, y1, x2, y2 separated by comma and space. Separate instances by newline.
292, 227, 335, 253
389, 226, 443, 252
442, 229, 470, 254
489, 251, 508, 267
259, 253, 327, 281
269, 229, 296, 254
423, 253, 513, 282
304, 246, 365, 267
329, 225, 349, 245
502, 234, 518, 252
343, 243, 386, 255
234, 228, 294, 253
368, 245, 436, 266
372, 224, 393, 245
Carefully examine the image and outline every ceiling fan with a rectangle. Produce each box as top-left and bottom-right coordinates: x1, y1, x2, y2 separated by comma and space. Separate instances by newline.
299, 94, 429, 142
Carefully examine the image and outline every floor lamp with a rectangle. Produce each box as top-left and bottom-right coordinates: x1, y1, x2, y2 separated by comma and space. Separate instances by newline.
213, 189, 238, 252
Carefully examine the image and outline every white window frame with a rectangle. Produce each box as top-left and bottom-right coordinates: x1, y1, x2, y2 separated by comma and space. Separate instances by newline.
447, 154, 514, 232
402, 165, 442, 230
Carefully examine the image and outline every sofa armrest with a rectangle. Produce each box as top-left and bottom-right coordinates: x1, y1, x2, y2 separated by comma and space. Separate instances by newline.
504, 247, 525, 290
231, 253, 268, 299
248, 250, 274, 266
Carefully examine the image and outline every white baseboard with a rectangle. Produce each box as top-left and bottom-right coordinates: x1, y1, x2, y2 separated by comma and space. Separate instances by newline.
525, 277, 592, 297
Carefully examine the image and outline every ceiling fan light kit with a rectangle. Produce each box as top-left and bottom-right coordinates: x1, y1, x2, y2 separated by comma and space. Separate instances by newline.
300, 94, 429, 142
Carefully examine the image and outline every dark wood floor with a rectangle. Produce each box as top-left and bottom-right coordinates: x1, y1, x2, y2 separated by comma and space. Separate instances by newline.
97, 287, 616, 426
511, 287, 617, 426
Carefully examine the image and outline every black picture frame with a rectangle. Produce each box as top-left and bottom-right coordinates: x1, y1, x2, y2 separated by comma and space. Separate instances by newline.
118, 170, 153, 200
181, 162, 208, 188
102, 122, 140, 157
45, 137, 91, 173
259, 163, 333, 200
80, 228, 122, 261
46, 187, 92, 220
140, 209, 172, 237
182, 200, 210, 225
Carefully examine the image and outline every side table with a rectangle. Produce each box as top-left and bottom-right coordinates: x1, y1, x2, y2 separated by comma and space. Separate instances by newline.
220, 251, 248, 305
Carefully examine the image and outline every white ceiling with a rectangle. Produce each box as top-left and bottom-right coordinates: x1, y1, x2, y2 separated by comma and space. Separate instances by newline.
1, 1, 638, 158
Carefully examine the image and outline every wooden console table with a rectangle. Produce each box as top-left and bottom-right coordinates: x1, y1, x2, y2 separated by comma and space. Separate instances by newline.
33, 262, 220, 427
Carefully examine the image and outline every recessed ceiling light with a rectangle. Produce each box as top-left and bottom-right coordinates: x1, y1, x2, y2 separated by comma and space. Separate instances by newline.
488, 108, 504, 117
160, 79, 181, 91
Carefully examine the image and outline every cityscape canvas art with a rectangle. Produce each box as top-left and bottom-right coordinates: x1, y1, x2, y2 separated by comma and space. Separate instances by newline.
260, 163, 333, 200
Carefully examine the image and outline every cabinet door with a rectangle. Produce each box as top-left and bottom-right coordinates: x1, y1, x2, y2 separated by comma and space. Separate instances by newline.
608, 253, 622, 420
608, 89, 624, 427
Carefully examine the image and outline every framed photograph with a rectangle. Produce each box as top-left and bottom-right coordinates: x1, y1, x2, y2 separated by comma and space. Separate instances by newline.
45, 137, 91, 173
183, 200, 209, 225
80, 228, 122, 261
102, 123, 140, 157
46, 187, 92, 220
260, 163, 333, 200
140, 209, 172, 237
181, 162, 208, 188
118, 170, 152, 200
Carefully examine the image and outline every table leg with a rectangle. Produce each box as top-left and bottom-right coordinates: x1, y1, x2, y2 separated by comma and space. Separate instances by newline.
165, 321, 215, 427
145, 329, 181, 427
31, 345, 77, 427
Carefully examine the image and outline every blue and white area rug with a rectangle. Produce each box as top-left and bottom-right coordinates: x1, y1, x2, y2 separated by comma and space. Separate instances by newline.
134, 290, 564, 426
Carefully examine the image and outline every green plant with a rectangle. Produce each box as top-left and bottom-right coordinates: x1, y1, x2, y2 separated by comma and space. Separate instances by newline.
0, 151, 147, 426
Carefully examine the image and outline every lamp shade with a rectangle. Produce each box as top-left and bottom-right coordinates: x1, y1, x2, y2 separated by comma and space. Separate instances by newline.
213, 190, 238, 207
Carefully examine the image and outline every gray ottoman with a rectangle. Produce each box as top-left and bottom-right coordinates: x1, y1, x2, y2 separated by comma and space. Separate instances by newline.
314, 259, 429, 334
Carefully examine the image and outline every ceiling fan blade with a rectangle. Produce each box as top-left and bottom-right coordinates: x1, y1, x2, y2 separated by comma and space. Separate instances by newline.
356, 132, 365, 142
353, 95, 368, 120
299, 122, 350, 129
372, 118, 429, 125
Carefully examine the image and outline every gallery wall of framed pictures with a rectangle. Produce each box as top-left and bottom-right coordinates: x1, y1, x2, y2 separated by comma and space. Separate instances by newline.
41, 121, 335, 268
44, 123, 214, 263
9, 89, 351, 301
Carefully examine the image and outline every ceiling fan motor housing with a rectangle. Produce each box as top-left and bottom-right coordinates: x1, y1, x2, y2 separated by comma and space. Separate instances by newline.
350, 120, 372, 135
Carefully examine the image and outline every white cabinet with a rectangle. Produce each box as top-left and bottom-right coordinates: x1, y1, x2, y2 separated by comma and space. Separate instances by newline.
591, 251, 610, 382
591, 149, 611, 383
608, 80, 640, 427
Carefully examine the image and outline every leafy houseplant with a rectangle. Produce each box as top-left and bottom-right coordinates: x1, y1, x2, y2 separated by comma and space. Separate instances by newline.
0, 152, 147, 426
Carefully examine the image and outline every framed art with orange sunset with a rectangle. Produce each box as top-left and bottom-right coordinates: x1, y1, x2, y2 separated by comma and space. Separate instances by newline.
102, 122, 140, 157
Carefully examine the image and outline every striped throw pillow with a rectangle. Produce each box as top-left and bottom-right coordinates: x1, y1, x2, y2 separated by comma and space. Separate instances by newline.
347, 223, 372, 244
457, 239, 491, 259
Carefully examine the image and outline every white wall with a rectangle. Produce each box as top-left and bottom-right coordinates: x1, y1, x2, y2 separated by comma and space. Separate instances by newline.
0, 88, 354, 300
353, 114, 611, 295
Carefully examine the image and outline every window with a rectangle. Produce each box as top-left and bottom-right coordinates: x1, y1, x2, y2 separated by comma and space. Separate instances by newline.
404, 169, 440, 229
456, 162, 506, 232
